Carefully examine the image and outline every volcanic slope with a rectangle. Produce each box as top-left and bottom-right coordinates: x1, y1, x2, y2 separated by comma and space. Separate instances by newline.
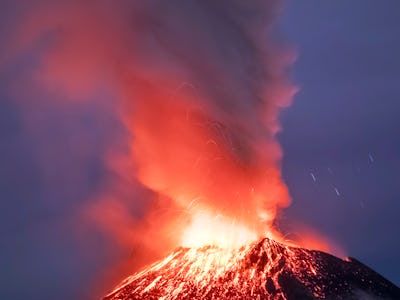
104, 238, 400, 300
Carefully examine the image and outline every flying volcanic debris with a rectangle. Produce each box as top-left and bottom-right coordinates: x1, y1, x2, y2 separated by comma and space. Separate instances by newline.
119, 0, 298, 248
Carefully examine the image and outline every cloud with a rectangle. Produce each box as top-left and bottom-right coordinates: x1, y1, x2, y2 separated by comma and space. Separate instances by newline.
1, 0, 296, 297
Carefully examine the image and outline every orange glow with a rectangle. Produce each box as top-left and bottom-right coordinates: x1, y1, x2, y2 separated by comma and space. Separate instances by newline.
7, 2, 335, 295
9, 0, 309, 257
122, 78, 292, 250
180, 211, 257, 249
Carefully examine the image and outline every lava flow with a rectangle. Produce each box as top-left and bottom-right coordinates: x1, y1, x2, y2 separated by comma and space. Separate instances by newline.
104, 238, 400, 300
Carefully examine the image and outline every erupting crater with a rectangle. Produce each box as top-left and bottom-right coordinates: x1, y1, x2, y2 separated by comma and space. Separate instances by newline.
104, 238, 400, 300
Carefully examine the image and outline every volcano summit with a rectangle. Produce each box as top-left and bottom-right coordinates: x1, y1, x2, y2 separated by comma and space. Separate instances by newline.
104, 238, 400, 300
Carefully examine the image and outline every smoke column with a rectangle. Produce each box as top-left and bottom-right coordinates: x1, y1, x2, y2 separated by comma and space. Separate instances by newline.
2, 0, 300, 297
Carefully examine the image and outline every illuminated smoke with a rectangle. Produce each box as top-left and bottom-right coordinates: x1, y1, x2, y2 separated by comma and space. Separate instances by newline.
4, 0, 299, 287
119, 0, 296, 246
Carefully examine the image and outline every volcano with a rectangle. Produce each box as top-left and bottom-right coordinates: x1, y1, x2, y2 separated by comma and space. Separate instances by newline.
104, 238, 399, 300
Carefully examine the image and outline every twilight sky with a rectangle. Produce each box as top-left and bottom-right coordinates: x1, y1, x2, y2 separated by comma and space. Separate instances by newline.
0, 1, 399, 300
280, 0, 400, 285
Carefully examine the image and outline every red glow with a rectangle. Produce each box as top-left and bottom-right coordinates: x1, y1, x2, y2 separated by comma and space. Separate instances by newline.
122, 79, 291, 249
6, 2, 340, 297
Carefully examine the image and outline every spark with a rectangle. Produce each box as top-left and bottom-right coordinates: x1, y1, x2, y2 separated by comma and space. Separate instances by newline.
368, 153, 374, 163
310, 172, 317, 182
334, 187, 340, 196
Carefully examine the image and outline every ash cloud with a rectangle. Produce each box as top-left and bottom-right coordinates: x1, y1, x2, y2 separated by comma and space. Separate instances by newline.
1, 0, 295, 298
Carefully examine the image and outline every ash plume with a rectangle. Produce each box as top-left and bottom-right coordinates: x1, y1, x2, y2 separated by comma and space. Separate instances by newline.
2, 0, 297, 296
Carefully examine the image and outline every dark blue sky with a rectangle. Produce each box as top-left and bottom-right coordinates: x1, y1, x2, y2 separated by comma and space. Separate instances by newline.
0, 1, 399, 300
280, 0, 400, 285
